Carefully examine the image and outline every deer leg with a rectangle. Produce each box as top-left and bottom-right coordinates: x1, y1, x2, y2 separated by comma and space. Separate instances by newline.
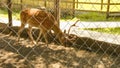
36, 30, 42, 44
42, 30, 48, 46
57, 33, 65, 45
17, 23, 25, 42
27, 26, 36, 45
44, 33, 48, 46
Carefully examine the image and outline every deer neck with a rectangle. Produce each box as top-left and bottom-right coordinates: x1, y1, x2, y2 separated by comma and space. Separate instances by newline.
52, 24, 63, 37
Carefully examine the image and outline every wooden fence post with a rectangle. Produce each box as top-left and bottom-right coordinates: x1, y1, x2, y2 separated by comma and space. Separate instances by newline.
101, 0, 103, 10
76, 0, 78, 8
20, 0, 22, 9
54, 0, 60, 27
7, 0, 12, 34
72, 0, 75, 18
44, 0, 47, 7
7, 0, 12, 27
106, 0, 110, 19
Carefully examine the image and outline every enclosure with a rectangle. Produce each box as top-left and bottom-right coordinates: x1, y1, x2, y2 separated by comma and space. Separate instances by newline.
0, 0, 120, 68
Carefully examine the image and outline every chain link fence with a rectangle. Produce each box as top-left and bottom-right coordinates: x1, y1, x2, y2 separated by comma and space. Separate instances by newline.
0, 0, 120, 68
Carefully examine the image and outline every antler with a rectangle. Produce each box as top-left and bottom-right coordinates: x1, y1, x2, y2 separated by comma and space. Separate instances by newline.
63, 19, 80, 46
68, 19, 80, 34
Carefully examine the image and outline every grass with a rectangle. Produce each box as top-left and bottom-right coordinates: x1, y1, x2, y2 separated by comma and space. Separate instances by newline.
1, 0, 120, 21
84, 27, 120, 35
1, 8, 120, 21
0, 8, 20, 20
61, 12, 120, 21
1, 0, 120, 35
76, 12, 106, 21
0, 8, 8, 17
1, 7, 120, 35
12, 0, 120, 12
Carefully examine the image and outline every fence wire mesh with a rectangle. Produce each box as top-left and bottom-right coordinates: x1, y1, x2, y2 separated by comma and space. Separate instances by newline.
0, 0, 120, 68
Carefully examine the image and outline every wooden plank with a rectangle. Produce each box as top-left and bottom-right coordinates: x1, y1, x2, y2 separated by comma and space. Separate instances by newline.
61, 1, 120, 5
75, 9, 106, 13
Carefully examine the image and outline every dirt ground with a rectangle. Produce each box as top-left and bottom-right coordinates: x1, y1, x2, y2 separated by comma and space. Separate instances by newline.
0, 33, 120, 68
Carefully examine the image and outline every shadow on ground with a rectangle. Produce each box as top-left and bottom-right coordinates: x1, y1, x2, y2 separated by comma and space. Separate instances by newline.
0, 34, 120, 68
0, 23, 120, 68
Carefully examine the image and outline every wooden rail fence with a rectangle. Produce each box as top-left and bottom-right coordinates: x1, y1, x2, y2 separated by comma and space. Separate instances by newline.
4, 0, 120, 27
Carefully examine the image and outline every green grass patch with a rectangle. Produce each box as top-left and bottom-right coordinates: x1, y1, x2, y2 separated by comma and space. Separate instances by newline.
1, 0, 120, 21
1, 8, 120, 21
62, 12, 120, 21
0, 8, 8, 17
76, 12, 106, 21
0, 8, 20, 20
84, 27, 120, 35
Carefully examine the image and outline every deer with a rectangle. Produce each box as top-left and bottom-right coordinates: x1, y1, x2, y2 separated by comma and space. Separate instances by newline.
17, 8, 66, 46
